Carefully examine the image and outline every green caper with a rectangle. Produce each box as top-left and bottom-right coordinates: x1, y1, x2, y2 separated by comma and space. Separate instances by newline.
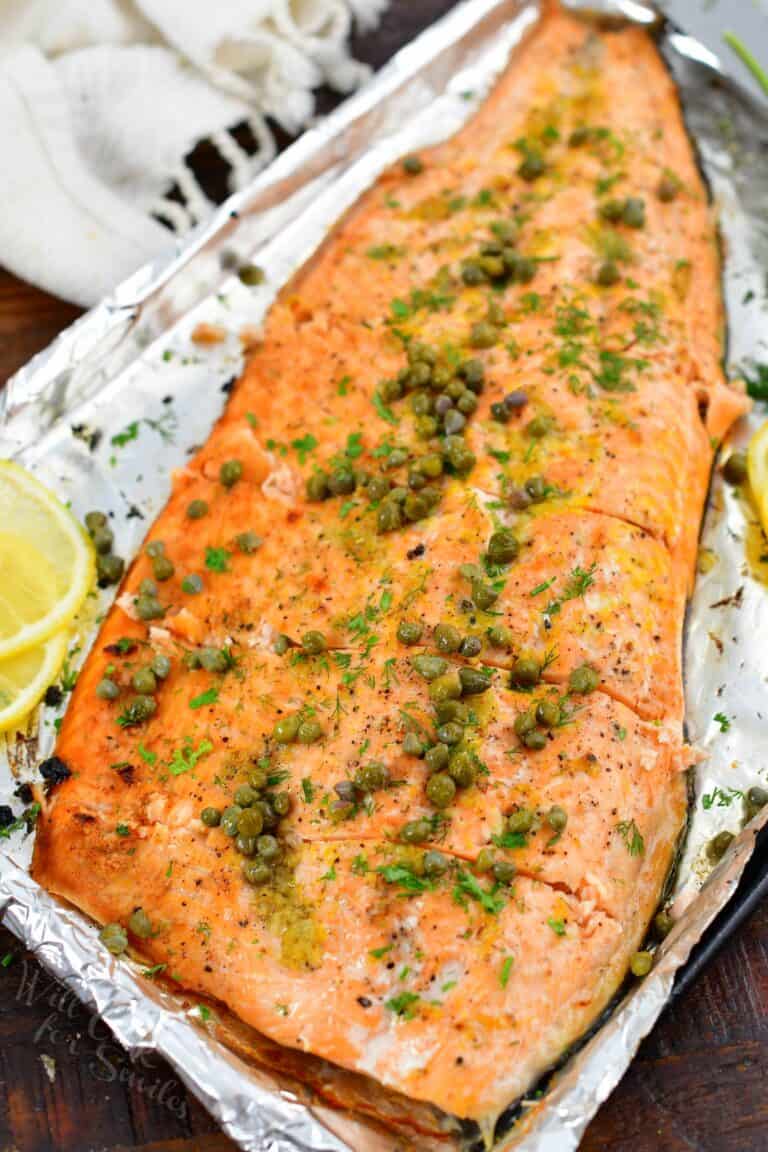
462, 261, 487, 286
518, 150, 545, 181
657, 172, 680, 202
596, 260, 621, 287
400, 818, 432, 844
273, 634, 291, 656
272, 791, 292, 816
475, 847, 495, 873
429, 671, 462, 703
598, 198, 625, 223
257, 835, 280, 860
506, 807, 534, 834
412, 654, 448, 680
747, 786, 768, 811
458, 666, 492, 696
436, 721, 463, 746
238, 263, 265, 286
630, 951, 653, 977
220, 459, 243, 488
96, 677, 120, 701
238, 807, 264, 838
536, 698, 561, 728
414, 415, 438, 439
152, 555, 175, 582
721, 451, 747, 485
442, 436, 476, 474
328, 468, 356, 496
236, 834, 258, 856
403, 492, 431, 522
151, 653, 171, 680
85, 511, 108, 533
514, 710, 537, 738
236, 531, 262, 554
221, 805, 243, 837
448, 747, 477, 788
403, 154, 423, 175
395, 620, 421, 648
354, 762, 389, 792
546, 805, 568, 833
706, 830, 734, 862
457, 390, 478, 415
132, 667, 157, 695
511, 255, 537, 283
234, 785, 257, 808
511, 656, 541, 687
301, 630, 327, 655
128, 907, 153, 938
423, 850, 449, 877
199, 647, 229, 673
523, 728, 547, 750
307, 471, 330, 501
493, 860, 516, 885
525, 475, 547, 501
186, 499, 209, 519
297, 718, 323, 744
273, 713, 300, 743
181, 573, 203, 595
486, 529, 519, 565
622, 197, 646, 228
526, 413, 552, 438
99, 923, 128, 955
488, 625, 512, 650
460, 358, 485, 390
459, 635, 482, 658
249, 764, 269, 790
243, 860, 271, 885
434, 622, 462, 654
366, 476, 390, 502
139, 578, 158, 596
569, 125, 590, 147
402, 731, 425, 757
377, 500, 403, 533
568, 664, 600, 694
136, 593, 165, 621
425, 743, 451, 773
255, 799, 279, 830
201, 807, 221, 827
119, 695, 156, 726
91, 527, 114, 555
469, 321, 497, 349
426, 772, 456, 809
654, 909, 674, 938
471, 580, 499, 611
96, 553, 125, 586
435, 699, 470, 725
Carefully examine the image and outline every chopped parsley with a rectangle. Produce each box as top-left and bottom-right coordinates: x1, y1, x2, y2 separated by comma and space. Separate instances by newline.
189, 687, 219, 710
205, 547, 230, 573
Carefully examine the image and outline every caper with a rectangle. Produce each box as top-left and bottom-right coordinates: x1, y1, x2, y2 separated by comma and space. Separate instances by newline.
243, 860, 271, 885
747, 786, 768, 811
380, 377, 404, 403
397, 620, 423, 647
488, 625, 512, 650
402, 731, 425, 757
220, 805, 243, 836
423, 850, 449, 877
272, 791, 292, 816
459, 635, 482, 658
307, 471, 330, 501
491, 402, 510, 424
506, 807, 534, 834
546, 805, 568, 833
238, 263, 265, 285
471, 580, 499, 611
596, 260, 621, 287
622, 197, 646, 228
457, 390, 478, 415
366, 475, 391, 502
249, 764, 269, 790
514, 710, 537, 738
654, 909, 674, 938
119, 695, 156, 726
523, 728, 547, 750
443, 409, 466, 436
569, 125, 590, 147
518, 150, 544, 181
96, 677, 120, 701
460, 358, 485, 390
238, 807, 264, 838
99, 923, 128, 955
328, 468, 356, 496
152, 555, 175, 582
414, 414, 438, 439
255, 835, 279, 861
139, 578, 158, 596
236, 834, 258, 856
429, 671, 462, 703
657, 172, 680, 202
132, 667, 157, 695
511, 656, 541, 687
181, 573, 203, 595
630, 951, 653, 978
201, 806, 221, 827
568, 664, 600, 694
475, 847, 495, 873
199, 647, 229, 673
219, 459, 243, 488
434, 622, 462, 654
273, 713, 300, 743
92, 527, 114, 555
436, 721, 463, 746
469, 321, 497, 349
149, 655, 170, 682
442, 436, 476, 475
234, 785, 257, 808
236, 531, 262, 554
255, 799, 279, 829
462, 261, 486, 286
85, 511, 108, 533
536, 698, 561, 728
459, 666, 492, 696
511, 255, 537, 283
412, 654, 448, 680
301, 630, 327, 655
128, 907, 153, 938
706, 830, 734, 862
354, 762, 389, 792
136, 593, 165, 621
426, 772, 456, 809
493, 860, 516, 884
448, 747, 477, 788
403, 492, 431, 522
187, 499, 209, 520
721, 451, 747, 485
487, 529, 519, 567
400, 818, 432, 844
96, 553, 125, 586
425, 743, 451, 773
526, 414, 552, 438
525, 474, 547, 501
297, 718, 323, 744
599, 198, 625, 223
377, 500, 402, 534
403, 154, 423, 175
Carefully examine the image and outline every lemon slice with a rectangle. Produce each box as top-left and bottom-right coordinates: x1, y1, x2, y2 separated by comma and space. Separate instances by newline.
748, 421, 768, 538
0, 461, 94, 658
0, 630, 68, 733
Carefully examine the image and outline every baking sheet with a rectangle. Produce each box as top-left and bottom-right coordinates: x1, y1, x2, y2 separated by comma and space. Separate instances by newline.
2, 1, 768, 1149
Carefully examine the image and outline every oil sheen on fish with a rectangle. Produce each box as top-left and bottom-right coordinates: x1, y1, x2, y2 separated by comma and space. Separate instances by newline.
32, 3, 749, 1141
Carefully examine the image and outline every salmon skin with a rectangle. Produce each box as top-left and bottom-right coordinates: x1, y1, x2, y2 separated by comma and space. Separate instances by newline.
32, 2, 748, 1142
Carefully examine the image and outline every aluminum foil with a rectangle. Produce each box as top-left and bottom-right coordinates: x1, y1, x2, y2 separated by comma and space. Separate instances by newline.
2, 1, 767, 1149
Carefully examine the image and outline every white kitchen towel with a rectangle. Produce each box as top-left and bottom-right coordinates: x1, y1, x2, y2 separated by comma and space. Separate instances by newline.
0, 0, 387, 307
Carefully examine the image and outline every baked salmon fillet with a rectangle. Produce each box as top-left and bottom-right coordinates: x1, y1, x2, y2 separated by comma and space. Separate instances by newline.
32, 2, 749, 1143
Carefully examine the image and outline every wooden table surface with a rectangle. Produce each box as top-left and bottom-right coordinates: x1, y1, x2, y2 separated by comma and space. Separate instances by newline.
1, 2, 767, 1150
